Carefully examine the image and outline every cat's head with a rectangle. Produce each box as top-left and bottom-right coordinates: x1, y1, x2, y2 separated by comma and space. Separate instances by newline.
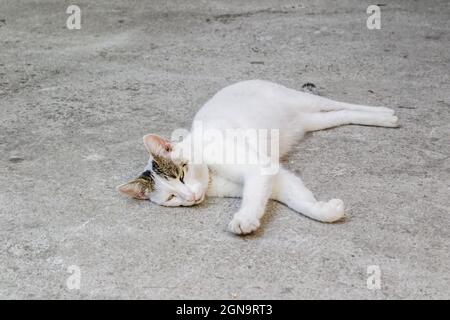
117, 134, 208, 206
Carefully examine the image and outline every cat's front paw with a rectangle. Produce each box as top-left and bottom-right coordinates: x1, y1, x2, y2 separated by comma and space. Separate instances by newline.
316, 198, 345, 223
228, 214, 260, 235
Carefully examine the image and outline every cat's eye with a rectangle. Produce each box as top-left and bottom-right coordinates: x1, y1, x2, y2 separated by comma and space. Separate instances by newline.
179, 165, 186, 183
167, 194, 175, 201
179, 171, 185, 183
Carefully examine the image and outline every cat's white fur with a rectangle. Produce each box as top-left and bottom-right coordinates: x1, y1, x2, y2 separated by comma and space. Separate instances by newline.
120, 80, 398, 235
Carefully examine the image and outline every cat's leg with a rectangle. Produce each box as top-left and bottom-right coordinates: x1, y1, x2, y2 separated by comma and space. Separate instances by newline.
280, 85, 395, 114
308, 95, 396, 114
228, 173, 274, 235
272, 168, 345, 222
302, 110, 399, 132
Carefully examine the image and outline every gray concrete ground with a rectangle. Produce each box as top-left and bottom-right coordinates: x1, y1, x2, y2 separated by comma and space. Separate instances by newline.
0, 0, 449, 299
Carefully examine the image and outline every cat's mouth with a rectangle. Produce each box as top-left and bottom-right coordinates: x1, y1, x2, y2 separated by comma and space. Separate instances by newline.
189, 194, 205, 206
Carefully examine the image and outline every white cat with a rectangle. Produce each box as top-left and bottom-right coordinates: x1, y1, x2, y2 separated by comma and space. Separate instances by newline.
118, 80, 398, 235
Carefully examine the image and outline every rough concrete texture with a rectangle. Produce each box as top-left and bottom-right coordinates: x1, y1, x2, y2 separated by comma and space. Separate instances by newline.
0, 0, 449, 299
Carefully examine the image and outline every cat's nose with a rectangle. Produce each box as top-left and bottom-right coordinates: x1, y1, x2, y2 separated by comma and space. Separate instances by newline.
186, 193, 195, 202
194, 193, 203, 202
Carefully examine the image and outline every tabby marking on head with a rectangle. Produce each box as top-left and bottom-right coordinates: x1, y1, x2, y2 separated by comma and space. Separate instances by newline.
152, 154, 181, 180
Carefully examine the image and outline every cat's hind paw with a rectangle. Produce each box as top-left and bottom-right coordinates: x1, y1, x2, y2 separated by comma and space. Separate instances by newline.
376, 114, 399, 128
228, 214, 260, 235
385, 115, 399, 127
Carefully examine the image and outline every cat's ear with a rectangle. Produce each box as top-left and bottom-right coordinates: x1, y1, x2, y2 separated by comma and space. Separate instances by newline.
143, 134, 173, 156
117, 180, 148, 200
